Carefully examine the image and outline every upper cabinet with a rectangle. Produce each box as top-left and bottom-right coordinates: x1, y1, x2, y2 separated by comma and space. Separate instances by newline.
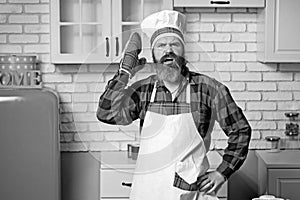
51, 0, 172, 64
51, 0, 111, 63
173, 0, 265, 8
257, 0, 300, 63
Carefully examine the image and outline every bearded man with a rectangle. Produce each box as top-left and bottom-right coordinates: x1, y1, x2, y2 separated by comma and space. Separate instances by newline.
97, 10, 251, 200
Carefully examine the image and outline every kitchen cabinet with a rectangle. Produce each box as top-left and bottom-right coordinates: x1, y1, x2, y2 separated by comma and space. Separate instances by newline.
256, 150, 300, 200
173, 0, 265, 8
100, 151, 136, 199
51, 0, 172, 64
100, 151, 227, 199
257, 0, 300, 62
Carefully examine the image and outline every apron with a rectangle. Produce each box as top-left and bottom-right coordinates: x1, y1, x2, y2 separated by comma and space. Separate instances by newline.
129, 81, 219, 200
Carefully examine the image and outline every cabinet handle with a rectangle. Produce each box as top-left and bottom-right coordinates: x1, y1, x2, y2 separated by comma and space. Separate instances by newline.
115, 37, 119, 57
210, 1, 230, 4
105, 37, 109, 57
121, 182, 132, 187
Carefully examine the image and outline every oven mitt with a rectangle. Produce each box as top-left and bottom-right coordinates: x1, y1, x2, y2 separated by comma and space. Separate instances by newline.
119, 32, 147, 77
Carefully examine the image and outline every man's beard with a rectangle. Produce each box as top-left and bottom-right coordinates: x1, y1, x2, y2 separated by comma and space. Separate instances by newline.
153, 52, 187, 83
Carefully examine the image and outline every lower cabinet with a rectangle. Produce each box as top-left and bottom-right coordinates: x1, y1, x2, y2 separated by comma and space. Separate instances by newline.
100, 151, 227, 199
256, 150, 300, 200
100, 168, 133, 199
268, 169, 300, 200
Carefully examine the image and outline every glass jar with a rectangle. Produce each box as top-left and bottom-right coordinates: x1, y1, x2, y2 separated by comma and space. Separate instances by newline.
265, 136, 281, 152
284, 112, 299, 138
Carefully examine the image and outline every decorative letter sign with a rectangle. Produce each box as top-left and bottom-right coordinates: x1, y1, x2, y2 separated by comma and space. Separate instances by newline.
0, 55, 42, 88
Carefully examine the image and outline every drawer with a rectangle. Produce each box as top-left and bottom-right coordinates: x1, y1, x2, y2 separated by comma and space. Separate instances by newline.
100, 169, 134, 198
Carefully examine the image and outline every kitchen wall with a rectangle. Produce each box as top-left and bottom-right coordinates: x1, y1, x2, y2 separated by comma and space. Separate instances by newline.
1, 1, 299, 152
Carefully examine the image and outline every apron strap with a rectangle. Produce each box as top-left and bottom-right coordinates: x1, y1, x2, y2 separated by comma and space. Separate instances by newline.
186, 82, 190, 104
150, 81, 157, 103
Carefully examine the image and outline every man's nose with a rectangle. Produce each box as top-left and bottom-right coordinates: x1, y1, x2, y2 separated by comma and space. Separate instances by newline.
164, 44, 173, 53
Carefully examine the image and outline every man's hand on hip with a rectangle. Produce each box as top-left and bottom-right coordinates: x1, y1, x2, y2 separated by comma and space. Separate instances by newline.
119, 32, 146, 77
197, 170, 226, 195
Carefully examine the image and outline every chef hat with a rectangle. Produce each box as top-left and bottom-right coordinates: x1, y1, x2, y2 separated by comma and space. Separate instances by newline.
141, 10, 186, 48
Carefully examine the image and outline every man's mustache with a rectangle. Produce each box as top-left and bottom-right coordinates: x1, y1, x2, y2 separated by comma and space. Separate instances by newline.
159, 52, 178, 63
159, 52, 187, 69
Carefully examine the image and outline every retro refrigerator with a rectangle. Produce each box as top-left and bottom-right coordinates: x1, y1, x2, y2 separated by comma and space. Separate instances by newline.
0, 88, 60, 200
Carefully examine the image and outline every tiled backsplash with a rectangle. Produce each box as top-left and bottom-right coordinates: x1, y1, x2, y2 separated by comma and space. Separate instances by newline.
0, 2, 299, 151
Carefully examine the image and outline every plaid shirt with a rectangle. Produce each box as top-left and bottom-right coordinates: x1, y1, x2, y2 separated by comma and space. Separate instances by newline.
97, 69, 251, 191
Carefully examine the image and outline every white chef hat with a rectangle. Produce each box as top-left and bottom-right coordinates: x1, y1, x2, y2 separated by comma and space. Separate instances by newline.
141, 10, 186, 49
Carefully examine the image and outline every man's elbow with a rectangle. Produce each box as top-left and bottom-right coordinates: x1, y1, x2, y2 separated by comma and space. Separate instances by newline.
96, 108, 104, 122
96, 98, 115, 124
246, 124, 252, 137
96, 107, 113, 124
243, 123, 251, 132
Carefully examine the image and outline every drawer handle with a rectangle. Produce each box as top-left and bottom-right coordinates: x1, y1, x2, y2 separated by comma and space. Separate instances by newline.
121, 182, 132, 187
105, 37, 110, 57
115, 37, 119, 57
210, 1, 230, 4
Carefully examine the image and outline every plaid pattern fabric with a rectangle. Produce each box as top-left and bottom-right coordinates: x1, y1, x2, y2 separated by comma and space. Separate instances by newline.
174, 173, 199, 191
150, 27, 184, 46
97, 70, 252, 190
147, 102, 190, 115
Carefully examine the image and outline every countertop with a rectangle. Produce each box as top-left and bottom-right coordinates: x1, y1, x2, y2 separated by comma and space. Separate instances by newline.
100, 151, 136, 169
256, 150, 300, 168
100, 150, 223, 169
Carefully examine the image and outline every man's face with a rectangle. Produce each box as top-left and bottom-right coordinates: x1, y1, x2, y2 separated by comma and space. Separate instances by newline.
152, 36, 185, 83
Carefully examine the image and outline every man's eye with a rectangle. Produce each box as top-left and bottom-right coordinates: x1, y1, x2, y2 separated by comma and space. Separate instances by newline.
157, 43, 166, 48
171, 43, 180, 47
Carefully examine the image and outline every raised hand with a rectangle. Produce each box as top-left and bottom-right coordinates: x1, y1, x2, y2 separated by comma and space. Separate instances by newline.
119, 32, 146, 77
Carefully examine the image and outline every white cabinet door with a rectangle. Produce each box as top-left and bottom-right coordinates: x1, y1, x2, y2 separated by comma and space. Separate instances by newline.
51, 0, 112, 63
257, 0, 300, 62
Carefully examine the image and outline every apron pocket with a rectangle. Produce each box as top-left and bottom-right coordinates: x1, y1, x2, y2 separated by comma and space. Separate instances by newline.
175, 152, 210, 185
175, 155, 199, 184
